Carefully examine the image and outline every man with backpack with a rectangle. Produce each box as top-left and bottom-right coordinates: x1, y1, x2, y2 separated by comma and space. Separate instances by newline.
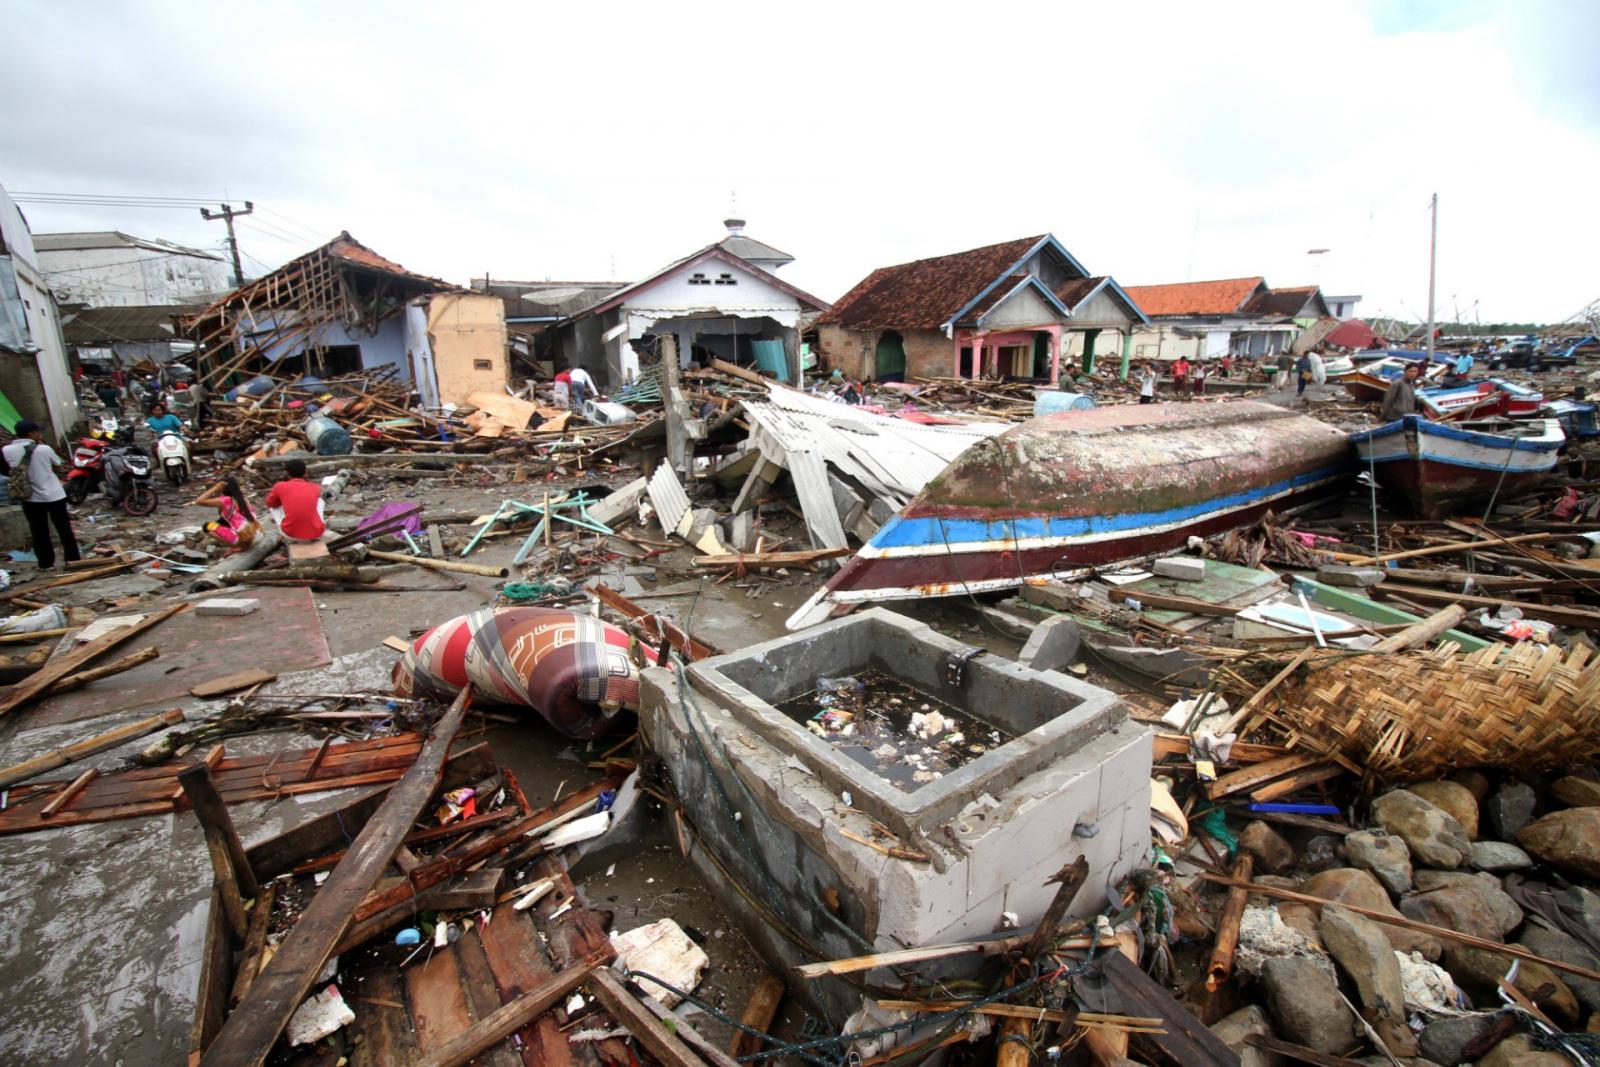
2, 421, 81, 569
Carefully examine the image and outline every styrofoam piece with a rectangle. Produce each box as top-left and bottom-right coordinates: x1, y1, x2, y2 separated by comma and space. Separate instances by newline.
194, 598, 260, 617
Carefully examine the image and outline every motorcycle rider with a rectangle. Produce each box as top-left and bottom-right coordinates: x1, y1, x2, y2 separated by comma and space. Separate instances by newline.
146, 402, 184, 437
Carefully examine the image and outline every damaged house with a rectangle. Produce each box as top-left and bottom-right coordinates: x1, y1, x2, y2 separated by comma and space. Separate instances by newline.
0, 184, 80, 442
183, 232, 458, 386
815, 234, 1148, 384
1123, 276, 1331, 361
551, 219, 830, 387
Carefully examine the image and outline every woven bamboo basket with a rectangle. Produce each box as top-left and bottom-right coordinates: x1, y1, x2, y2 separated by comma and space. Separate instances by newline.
1263, 642, 1600, 781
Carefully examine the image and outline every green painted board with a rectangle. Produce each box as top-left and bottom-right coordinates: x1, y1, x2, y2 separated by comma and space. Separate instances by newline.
1291, 576, 1489, 651
0, 386, 22, 434
1127, 559, 1284, 628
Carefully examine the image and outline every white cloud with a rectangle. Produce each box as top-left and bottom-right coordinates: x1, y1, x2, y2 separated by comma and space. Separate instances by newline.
1, 0, 1594, 322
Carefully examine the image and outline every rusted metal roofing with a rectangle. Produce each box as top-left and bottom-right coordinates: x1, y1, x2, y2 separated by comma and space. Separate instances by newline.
1053, 276, 1105, 307
1242, 285, 1328, 318
816, 235, 1051, 331
61, 303, 203, 344
1122, 277, 1265, 317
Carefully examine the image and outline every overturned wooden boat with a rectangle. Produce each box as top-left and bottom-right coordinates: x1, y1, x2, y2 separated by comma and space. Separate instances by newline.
1350, 414, 1565, 519
788, 400, 1354, 628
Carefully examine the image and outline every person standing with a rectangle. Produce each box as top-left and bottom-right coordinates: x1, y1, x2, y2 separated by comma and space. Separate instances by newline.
1193, 361, 1208, 397
1453, 350, 1474, 383
94, 378, 122, 414
265, 458, 327, 541
1275, 351, 1294, 390
1138, 363, 1158, 404
1171, 356, 1190, 398
3, 421, 81, 569
1296, 352, 1313, 395
1380, 362, 1423, 422
1219, 353, 1233, 379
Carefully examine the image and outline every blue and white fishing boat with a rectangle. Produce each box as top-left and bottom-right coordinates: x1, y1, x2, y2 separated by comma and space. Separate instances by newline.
1350, 415, 1565, 518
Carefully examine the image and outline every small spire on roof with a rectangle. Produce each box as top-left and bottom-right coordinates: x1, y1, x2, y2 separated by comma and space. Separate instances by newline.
724, 217, 746, 236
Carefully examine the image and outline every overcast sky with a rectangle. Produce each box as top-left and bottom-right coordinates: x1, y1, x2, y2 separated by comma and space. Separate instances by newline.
3, 0, 1596, 324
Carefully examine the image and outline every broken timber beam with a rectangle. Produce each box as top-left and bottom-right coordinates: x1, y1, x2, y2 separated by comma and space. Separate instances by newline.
410, 958, 606, 1067
593, 583, 719, 660
691, 547, 852, 570
1107, 588, 1242, 616
590, 968, 713, 1067
0, 707, 184, 789
1369, 604, 1467, 653
198, 685, 473, 1067
0, 602, 188, 720
1369, 582, 1600, 629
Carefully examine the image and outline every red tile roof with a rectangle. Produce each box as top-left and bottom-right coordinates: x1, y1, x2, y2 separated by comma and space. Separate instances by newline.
817, 236, 1047, 330
1122, 277, 1264, 317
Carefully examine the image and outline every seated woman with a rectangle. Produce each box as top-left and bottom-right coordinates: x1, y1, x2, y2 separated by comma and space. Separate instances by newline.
193, 477, 261, 550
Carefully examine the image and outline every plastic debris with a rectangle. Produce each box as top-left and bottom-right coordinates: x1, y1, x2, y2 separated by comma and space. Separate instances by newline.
286, 984, 355, 1046
610, 918, 709, 1008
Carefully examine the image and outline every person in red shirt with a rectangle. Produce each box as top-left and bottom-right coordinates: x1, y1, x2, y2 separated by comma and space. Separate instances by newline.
265, 458, 326, 541
1171, 356, 1191, 399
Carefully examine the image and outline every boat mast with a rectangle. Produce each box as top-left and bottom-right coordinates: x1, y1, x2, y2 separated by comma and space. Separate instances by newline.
1426, 192, 1438, 362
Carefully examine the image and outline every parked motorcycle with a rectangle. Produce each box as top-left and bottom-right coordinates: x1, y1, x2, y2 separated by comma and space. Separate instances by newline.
154, 428, 191, 486
64, 439, 158, 514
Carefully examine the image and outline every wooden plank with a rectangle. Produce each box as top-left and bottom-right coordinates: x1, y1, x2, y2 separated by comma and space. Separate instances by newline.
0, 602, 189, 719
0, 707, 186, 789
1213, 647, 1315, 737
40, 767, 97, 816
593, 583, 719, 660
346, 968, 421, 1067
412, 959, 601, 1067
691, 547, 852, 570
1249, 763, 1343, 803
453, 932, 525, 1067
787, 450, 849, 551
478, 905, 577, 1067
188, 886, 232, 1067
190, 668, 278, 698
1098, 951, 1240, 1067
45, 646, 161, 695
729, 971, 786, 1059
589, 968, 710, 1067
1108, 588, 1242, 616
406, 945, 475, 1053
241, 742, 494, 880
286, 539, 331, 561
1205, 752, 1327, 801
230, 882, 277, 1007
199, 685, 473, 1067
1370, 581, 1600, 628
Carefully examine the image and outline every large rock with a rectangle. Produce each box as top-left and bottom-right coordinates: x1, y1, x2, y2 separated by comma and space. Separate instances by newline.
1445, 945, 1580, 1024
1302, 834, 1342, 873
1517, 808, 1600, 879
1556, 885, 1600, 934
1371, 790, 1470, 869
1344, 830, 1413, 895
1319, 905, 1418, 1055
1520, 924, 1600, 1013
1261, 956, 1359, 1055
1418, 1013, 1497, 1066
1300, 868, 1442, 958
1469, 840, 1533, 872
1477, 1032, 1573, 1067
1410, 871, 1523, 935
1449, 769, 1491, 803
1208, 1004, 1278, 1067
1239, 820, 1297, 874
1552, 775, 1600, 809
1406, 780, 1480, 840
1485, 781, 1537, 839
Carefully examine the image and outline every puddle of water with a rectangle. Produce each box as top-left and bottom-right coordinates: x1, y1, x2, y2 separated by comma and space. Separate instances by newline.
773, 667, 1013, 792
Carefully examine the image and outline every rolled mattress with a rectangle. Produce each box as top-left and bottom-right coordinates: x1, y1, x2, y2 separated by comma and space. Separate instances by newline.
393, 606, 640, 738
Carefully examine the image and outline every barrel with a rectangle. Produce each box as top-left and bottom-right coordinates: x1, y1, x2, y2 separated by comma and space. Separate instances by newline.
303, 414, 352, 455
1033, 390, 1096, 417
225, 374, 275, 402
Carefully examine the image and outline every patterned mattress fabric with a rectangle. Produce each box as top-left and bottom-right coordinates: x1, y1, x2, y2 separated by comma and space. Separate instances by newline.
393, 606, 641, 739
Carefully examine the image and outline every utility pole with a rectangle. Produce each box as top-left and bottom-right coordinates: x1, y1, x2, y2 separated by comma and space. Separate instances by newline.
200, 201, 254, 286
1425, 192, 1437, 363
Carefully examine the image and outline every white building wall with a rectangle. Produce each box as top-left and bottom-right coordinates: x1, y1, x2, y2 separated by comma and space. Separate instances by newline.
0, 187, 82, 441
38, 244, 232, 307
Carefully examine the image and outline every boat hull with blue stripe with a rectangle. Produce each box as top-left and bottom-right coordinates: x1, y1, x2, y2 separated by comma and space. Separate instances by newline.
1350, 415, 1564, 519
787, 400, 1355, 629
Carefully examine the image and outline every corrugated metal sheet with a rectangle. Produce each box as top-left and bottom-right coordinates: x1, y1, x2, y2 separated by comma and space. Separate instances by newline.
787, 450, 848, 550
647, 463, 692, 538
741, 389, 1008, 508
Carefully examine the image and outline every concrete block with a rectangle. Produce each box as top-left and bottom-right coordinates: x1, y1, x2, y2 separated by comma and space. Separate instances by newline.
194, 598, 260, 617
1097, 726, 1155, 817
1153, 555, 1206, 581
1316, 565, 1386, 588
1019, 615, 1081, 672
1020, 581, 1082, 612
